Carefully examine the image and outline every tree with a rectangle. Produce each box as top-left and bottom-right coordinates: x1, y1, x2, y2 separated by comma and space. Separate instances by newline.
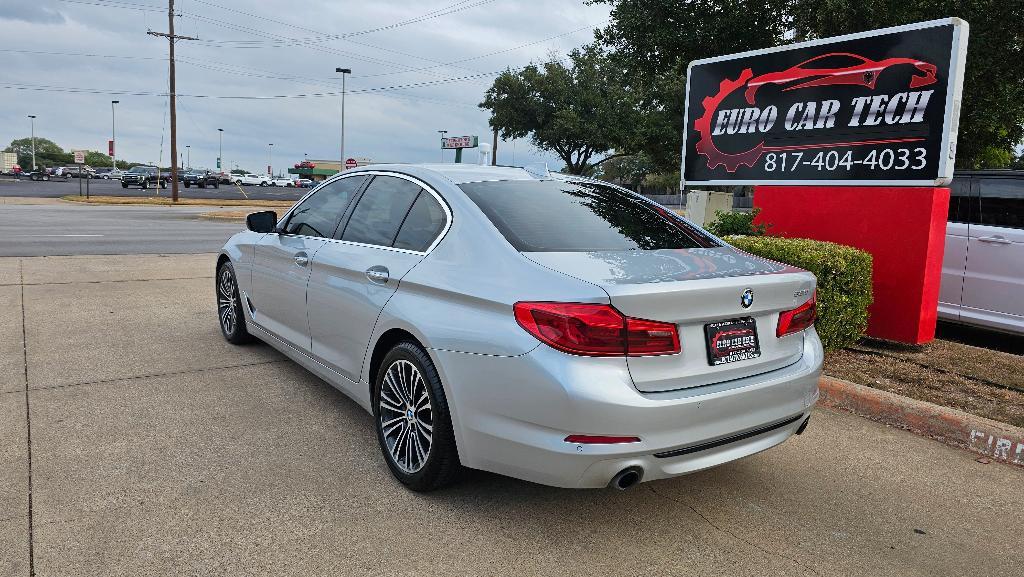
5, 137, 70, 168
589, 0, 791, 172
599, 153, 658, 190
480, 47, 640, 174
789, 0, 1024, 169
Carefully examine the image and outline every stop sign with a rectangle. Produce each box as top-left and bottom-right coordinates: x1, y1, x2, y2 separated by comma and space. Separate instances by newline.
345, 158, 358, 170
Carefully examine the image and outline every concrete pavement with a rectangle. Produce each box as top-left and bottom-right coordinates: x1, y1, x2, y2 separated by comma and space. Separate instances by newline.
1, 253, 1021, 577
0, 203, 246, 256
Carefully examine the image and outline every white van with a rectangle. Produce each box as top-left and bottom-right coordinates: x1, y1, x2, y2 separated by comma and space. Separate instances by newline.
940, 171, 1024, 334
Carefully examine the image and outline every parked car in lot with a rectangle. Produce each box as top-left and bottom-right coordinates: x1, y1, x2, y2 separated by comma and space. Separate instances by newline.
94, 168, 124, 180
295, 178, 314, 188
61, 166, 96, 178
940, 170, 1024, 334
182, 170, 220, 189
271, 176, 296, 187
120, 165, 168, 189
233, 173, 270, 186
216, 164, 822, 491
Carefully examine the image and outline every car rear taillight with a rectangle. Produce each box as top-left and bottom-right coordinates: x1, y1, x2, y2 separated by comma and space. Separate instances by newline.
513, 302, 680, 357
777, 292, 817, 337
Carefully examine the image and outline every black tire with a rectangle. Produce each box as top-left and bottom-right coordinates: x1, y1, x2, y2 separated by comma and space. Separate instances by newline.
373, 342, 461, 491
259, 181, 268, 187
213, 182, 219, 189
160, 180, 167, 189
121, 182, 128, 189
216, 261, 254, 345
184, 181, 191, 188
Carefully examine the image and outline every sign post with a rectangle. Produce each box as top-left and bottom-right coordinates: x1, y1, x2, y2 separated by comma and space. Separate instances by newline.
680, 18, 969, 343
441, 135, 478, 163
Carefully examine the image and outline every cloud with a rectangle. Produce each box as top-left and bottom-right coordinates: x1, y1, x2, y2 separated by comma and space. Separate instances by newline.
0, 0, 66, 24
0, 0, 611, 172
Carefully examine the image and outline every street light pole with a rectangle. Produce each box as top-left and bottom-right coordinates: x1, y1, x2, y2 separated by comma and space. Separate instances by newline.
268, 143, 273, 177
111, 101, 119, 170
185, 145, 190, 170
28, 115, 36, 170
335, 67, 351, 171
217, 128, 223, 173
437, 129, 447, 162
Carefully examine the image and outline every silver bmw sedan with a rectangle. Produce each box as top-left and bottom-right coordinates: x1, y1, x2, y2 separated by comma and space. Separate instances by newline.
216, 164, 823, 491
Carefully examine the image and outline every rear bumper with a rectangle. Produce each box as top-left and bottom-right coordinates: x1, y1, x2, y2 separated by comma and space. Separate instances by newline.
432, 329, 823, 488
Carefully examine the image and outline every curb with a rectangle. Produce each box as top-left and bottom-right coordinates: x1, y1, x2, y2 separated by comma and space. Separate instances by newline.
818, 375, 1024, 466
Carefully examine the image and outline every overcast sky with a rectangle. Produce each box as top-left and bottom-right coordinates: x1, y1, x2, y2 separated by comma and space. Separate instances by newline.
0, 0, 611, 173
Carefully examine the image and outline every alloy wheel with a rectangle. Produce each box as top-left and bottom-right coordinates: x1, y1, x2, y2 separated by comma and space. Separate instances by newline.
378, 359, 433, 473
217, 267, 238, 336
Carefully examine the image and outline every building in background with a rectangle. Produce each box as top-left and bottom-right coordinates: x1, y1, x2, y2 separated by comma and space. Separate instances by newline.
288, 157, 374, 182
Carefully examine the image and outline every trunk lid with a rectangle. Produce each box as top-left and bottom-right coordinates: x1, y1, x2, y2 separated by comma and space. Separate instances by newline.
523, 247, 816, 392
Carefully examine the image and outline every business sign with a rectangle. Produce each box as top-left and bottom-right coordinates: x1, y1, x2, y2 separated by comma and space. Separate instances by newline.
681, 18, 969, 186
73, 150, 86, 164
108, 140, 115, 157
442, 135, 478, 149
345, 157, 358, 169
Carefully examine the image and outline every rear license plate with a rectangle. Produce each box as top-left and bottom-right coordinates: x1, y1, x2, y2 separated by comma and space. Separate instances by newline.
704, 317, 761, 366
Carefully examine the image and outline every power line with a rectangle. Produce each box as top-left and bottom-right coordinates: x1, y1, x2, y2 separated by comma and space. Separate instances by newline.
190, 0, 499, 45
0, 71, 500, 98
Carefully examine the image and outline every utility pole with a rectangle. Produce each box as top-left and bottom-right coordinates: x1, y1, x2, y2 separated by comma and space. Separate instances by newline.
335, 68, 351, 172
27, 115, 36, 170
185, 144, 190, 170
492, 128, 498, 166
217, 128, 223, 173
148, 0, 198, 202
111, 101, 119, 170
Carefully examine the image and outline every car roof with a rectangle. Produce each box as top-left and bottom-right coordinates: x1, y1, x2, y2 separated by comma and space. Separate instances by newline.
954, 169, 1024, 178
345, 163, 548, 185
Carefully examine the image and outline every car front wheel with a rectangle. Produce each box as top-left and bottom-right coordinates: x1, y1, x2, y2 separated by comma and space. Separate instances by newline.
216, 262, 253, 345
374, 342, 461, 491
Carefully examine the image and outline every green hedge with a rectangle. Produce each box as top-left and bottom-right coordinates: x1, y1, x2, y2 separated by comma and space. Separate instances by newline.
725, 235, 873, 351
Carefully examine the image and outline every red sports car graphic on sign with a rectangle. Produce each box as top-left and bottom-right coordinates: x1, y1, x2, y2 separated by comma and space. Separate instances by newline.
743, 52, 937, 104
694, 52, 938, 172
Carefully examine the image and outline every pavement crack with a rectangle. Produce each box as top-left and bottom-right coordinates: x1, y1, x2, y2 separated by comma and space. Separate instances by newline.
20, 258, 36, 577
647, 484, 820, 576
30, 358, 291, 392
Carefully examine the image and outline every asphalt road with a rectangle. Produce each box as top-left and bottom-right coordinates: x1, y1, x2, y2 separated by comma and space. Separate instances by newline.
0, 176, 306, 201
0, 202, 245, 256
0, 253, 1020, 577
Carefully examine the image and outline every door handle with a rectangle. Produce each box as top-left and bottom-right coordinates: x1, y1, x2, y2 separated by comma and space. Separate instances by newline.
978, 236, 1011, 245
365, 266, 389, 284
294, 253, 309, 267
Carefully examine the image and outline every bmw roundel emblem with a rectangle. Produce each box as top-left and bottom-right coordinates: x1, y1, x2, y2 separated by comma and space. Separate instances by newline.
740, 288, 754, 309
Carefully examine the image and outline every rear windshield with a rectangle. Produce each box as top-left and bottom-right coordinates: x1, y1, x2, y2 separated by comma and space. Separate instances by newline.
460, 179, 719, 252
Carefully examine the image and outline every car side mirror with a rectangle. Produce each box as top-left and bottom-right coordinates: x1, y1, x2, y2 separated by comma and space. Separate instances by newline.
246, 210, 277, 233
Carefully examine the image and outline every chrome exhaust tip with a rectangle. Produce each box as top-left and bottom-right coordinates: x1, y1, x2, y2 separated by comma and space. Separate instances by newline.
609, 467, 643, 491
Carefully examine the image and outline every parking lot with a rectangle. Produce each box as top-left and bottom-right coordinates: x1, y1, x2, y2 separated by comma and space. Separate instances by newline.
2, 245, 1022, 576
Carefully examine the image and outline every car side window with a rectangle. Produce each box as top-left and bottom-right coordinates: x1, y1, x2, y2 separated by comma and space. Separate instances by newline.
340, 175, 421, 246
978, 178, 1024, 230
948, 177, 971, 223
283, 176, 365, 238
393, 191, 447, 251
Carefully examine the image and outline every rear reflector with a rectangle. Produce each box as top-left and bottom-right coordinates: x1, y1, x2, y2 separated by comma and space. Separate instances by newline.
565, 435, 641, 444
514, 302, 680, 357
777, 292, 817, 337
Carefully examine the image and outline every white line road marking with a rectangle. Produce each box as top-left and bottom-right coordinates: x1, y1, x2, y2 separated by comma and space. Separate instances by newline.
17, 234, 105, 237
